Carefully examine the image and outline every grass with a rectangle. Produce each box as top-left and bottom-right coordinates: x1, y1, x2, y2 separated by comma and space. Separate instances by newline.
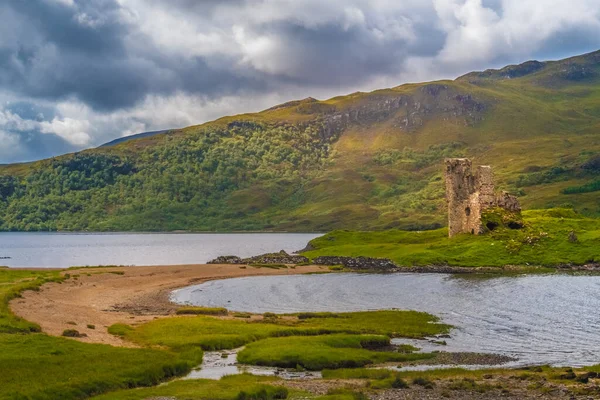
91, 374, 289, 400
0, 333, 196, 400
111, 310, 450, 352
109, 310, 448, 374
237, 334, 432, 370
0, 269, 203, 400
0, 269, 63, 333
176, 306, 228, 316
303, 209, 600, 267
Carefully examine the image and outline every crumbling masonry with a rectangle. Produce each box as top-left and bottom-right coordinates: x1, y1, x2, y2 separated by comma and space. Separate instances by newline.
445, 158, 521, 237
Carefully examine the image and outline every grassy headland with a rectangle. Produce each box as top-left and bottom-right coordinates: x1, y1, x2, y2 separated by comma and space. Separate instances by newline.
303, 209, 600, 268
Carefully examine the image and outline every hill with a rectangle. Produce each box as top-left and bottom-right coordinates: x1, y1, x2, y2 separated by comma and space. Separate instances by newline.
99, 130, 170, 148
1, 50, 600, 232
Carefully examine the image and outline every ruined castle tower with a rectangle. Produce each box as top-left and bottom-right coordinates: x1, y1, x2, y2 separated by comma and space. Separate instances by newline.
445, 158, 520, 237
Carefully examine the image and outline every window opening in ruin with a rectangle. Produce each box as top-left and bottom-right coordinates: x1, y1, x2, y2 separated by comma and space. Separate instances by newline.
486, 222, 499, 231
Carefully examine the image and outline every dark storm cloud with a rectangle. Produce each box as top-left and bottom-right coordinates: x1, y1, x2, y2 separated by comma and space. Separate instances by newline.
6, 0, 128, 55
0, 0, 600, 163
0, 0, 267, 112
250, 19, 446, 87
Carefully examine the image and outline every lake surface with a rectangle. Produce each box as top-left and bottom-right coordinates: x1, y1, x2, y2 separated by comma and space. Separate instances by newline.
172, 273, 600, 367
0, 232, 320, 268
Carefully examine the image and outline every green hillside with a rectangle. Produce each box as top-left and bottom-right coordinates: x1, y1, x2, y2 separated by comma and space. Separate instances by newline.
1, 50, 600, 232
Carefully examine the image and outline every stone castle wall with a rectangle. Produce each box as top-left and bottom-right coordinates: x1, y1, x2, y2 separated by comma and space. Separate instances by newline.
445, 158, 520, 237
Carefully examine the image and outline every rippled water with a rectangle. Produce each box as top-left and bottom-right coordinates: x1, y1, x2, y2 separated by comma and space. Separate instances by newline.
172, 273, 600, 367
0, 232, 320, 268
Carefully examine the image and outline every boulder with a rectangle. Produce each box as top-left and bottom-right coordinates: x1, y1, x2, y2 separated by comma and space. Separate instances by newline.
312, 256, 397, 271
207, 255, 243, 264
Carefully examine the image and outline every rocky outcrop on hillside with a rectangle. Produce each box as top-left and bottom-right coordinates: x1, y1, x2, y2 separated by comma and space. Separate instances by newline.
301, 84, 487, 142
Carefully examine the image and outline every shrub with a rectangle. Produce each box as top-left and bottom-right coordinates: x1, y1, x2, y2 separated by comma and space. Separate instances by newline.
391, 377, 409, 388
236, 386, 288, 400
62, 329, 86, 338
562, 179, 600, 194
412, 377, 435, 389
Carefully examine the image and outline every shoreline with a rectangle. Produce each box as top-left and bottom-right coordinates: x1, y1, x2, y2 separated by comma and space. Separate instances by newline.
9, 264, 327, 347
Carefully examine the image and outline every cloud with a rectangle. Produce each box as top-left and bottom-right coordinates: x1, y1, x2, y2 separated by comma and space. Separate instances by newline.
0, 0, 600, 163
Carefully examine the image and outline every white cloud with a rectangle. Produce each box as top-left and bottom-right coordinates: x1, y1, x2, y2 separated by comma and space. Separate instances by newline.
0, 110, 39, 132
0, 130, 22, 159
39, 118, 91, 146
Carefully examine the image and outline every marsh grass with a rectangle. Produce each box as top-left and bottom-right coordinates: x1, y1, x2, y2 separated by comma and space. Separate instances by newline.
176, 306, 228, 316
0, 269, 202, 400
0, 333, 197, 400
237, 334, 432, 370
112, 310, 450, 352
0, 269, 64, 333
90, 374, 288, 400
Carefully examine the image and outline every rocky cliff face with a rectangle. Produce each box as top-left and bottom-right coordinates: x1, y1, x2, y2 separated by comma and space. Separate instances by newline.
305, 84, 488, 141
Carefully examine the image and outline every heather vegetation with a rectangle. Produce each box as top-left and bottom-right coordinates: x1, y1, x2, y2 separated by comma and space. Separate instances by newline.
2, 51, 600, 231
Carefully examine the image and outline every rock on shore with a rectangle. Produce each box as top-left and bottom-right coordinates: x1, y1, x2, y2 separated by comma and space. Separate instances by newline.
208, 250, 308, 265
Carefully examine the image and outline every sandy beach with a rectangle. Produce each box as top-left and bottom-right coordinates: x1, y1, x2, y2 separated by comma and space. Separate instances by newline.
10, 264, 326, 347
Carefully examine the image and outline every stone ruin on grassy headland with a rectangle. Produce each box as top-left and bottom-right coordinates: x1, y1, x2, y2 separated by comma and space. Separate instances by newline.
445, 158, 522, 237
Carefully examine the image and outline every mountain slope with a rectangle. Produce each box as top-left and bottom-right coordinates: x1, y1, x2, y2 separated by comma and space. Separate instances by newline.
1, 50, 600, 232
99, 130, 170, 148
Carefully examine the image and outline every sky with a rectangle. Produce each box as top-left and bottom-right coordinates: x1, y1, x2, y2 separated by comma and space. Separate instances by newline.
1, 0, 600, 163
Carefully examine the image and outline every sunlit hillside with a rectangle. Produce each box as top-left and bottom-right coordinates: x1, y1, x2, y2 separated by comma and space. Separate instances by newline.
1, 50, 600, 231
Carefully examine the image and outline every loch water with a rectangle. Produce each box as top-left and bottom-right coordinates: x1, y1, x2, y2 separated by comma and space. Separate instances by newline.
0, 232, 321, 268
172, 272, 600, 367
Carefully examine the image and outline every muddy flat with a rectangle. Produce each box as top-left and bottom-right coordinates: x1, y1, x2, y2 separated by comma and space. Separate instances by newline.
10, 264, 325, 347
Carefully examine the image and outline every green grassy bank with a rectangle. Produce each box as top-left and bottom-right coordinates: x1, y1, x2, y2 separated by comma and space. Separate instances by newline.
0, 268, 450, 399
110, 310, 449, 371
0, 269, 202, 400
303, 209, 600, 268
